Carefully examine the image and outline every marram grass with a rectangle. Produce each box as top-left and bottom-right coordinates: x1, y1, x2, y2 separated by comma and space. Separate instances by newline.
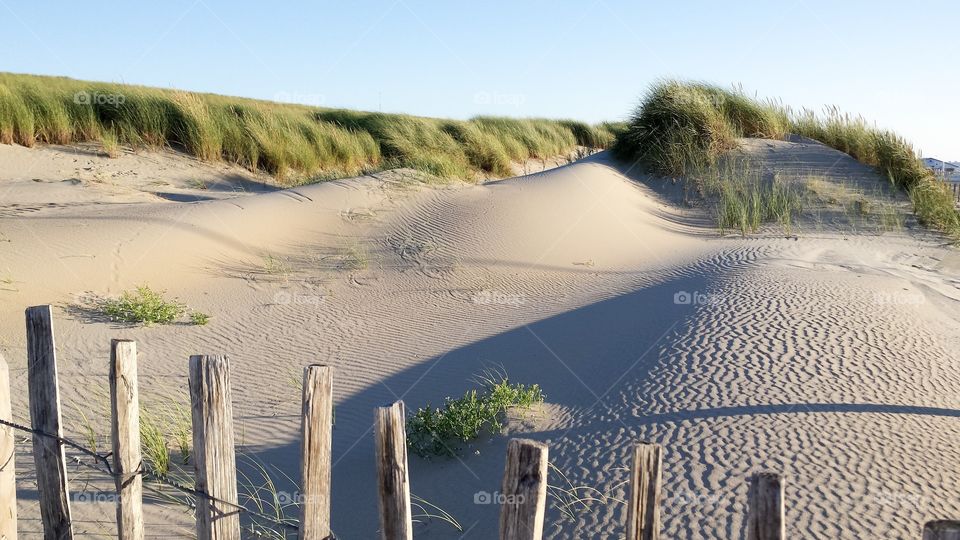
0, 72, 618, 185
616, 80, 960, 240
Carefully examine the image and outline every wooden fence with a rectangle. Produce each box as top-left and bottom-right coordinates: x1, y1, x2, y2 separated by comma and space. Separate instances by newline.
949, 181, 960, 206
0, 305, 958, 539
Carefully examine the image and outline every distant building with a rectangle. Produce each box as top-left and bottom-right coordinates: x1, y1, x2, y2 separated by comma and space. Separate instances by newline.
922, 157, 960, 183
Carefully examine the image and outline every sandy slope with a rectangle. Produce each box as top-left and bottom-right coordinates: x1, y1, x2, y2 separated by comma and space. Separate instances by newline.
0, 140, 959, 539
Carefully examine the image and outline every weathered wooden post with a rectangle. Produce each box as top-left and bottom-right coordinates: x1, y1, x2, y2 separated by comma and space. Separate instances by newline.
747, 472, 784, 540
189, 355, 240, 540
626, 443, 662, 540
26, 305, 73, 539
924, 521, 960, 540
109, 340, 144, 540
0, 354, 17, 540
299, 365, 333, 540
499, 438, 548, 540
374, 401, 411, 540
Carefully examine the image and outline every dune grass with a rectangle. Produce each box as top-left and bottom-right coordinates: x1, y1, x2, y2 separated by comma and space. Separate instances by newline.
616, 80, 960, 240
0, 72, 616, 185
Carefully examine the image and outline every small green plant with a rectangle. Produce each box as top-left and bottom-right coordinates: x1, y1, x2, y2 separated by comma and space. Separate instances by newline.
186, 178, 209, 190
406, 373, 544, 457
101, 285, 185, 325
262, 253, 291, 276
189, 311, 211, 326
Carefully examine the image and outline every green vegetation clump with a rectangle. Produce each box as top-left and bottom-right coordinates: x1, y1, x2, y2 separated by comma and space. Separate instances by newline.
102, 285, 185, 325
407, 376, 544, 457
616, 80, 960, 240
100, 285, 210, 326
0, 72, 615, 185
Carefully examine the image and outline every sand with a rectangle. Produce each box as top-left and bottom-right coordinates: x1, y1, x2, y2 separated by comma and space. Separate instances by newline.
0, 141, 958, 538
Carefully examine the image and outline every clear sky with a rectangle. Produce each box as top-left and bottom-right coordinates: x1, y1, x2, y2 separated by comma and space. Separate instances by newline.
2, 0, 958, 159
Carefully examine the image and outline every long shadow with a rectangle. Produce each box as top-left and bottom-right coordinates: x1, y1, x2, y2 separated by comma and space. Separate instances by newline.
239, 269, 715, 538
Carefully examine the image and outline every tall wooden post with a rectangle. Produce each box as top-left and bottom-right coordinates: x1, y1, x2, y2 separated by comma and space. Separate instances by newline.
626, 443, 662, 540
110, 340, 144, 540
189, 355, 240, 540
499, 439, 548, 540
299, 365, 333, 540
374, 401, 411, 540
747, 472, 784, 540
26, 305, 73, 539
0, 355, 17, 540
924, 521, 960, 540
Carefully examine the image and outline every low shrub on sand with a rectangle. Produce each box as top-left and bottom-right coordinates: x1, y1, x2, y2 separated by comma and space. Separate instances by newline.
100, 285, 210, 326
407, 375, 544, 457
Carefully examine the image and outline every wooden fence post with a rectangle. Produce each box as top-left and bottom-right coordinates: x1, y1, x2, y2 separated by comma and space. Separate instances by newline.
26, 305, 73, 539
189, 355, 240, 540
0, 354, 17, 540
499, 438, 548, 540
110, 340, 144, 540
924, 521, 960, 540
299, 365, 333, 540
747, 472, 784, 540
626, 443, 662, 540
374, 401, 411, 540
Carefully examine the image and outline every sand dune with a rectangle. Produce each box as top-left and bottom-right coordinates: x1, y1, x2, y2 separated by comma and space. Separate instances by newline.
1, 141, 959, 538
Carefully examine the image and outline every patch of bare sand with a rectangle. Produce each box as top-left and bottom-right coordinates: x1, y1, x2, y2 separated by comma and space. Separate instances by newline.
0, 142, 958, 538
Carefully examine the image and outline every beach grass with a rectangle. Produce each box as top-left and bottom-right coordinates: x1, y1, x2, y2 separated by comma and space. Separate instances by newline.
616, 80, 960, 240
0, 72, 615, 185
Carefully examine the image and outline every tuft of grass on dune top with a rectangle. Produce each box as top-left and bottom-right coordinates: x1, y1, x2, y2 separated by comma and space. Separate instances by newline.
615, 79, 960, 240
0, 72, 617, 186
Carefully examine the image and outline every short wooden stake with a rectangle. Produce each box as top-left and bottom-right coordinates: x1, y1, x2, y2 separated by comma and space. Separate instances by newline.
374, 401, 411, 540
924, 521, 960, 540
0, 354, 17, 540
626, 443, 662, 540
299, 365, 333, 540
189, 355, 240, 540
747, 472, 784, 540
26, 305, 73, 539
110, 340, 144, 540
499, 438, 548, 540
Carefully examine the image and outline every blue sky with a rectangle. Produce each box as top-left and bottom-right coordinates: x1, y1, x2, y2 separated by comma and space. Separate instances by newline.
2, 0, 958, 159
